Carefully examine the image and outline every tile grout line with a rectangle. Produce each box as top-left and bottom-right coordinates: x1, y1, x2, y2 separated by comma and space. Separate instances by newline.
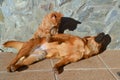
64, 68, 120, 71
1, 68, 120, 73
50, 59, 59, 80
0, 69, 51, 73
0, 69, 52, 73
98, 55, 118, 80
0, 68, 120, 73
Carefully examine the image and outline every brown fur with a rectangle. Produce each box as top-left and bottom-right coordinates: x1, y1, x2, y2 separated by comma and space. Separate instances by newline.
3, 41, 24, 51
33, 11, 63, 41
3, 33, 110, 74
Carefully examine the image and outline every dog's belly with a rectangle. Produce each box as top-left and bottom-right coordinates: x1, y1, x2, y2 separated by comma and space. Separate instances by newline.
30, 50, 47, 61
31, 42, 59, 60
36, 43, 48, 51
33, 42, 57, 52
57, 43, 70, 57
29, 43, 48, 61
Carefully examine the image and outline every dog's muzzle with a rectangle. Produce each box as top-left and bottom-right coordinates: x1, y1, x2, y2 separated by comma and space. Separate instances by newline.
95, 32, 111, 52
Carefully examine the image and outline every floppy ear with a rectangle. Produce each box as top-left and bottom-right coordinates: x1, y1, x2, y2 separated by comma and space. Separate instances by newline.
51, 12, 63, 20
51, 13, 57, 20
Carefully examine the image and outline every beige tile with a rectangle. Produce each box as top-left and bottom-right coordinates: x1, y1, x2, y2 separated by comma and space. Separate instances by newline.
28, 59, 52, 70
0, 52, 15, 71
66, 56, 106, 69
0, 71, 54, 80
99, 50, 120, 68
57, 70, 116, 80
52, 56, 106, 69
111, 69, 120, 80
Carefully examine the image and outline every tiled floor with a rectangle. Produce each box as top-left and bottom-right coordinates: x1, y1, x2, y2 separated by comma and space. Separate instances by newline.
0, 50, 120, 80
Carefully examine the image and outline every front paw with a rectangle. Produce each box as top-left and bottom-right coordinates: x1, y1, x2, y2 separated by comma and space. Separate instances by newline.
53, 66, 63, 74
7, 65, 16, 72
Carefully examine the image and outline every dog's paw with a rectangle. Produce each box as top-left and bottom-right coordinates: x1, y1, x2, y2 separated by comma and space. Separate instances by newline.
7, 65, 16, 72
53, 67, 59, 74
10, 66, 16, 72
7, 66, 11, 72
53, 66, 63, 74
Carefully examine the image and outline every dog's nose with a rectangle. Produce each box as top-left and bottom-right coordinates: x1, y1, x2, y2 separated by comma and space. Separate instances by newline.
101, 34, 111, 47
99, 34, 111, 53
95, 32, 105, 43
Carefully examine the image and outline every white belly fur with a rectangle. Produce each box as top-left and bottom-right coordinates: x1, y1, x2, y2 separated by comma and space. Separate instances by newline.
37, 43, 47, 51
30, 43, 48, 61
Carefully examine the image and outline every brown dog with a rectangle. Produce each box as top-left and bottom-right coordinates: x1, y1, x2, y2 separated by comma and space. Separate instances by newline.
33, 11, 63, 41
3, 33, 111, 74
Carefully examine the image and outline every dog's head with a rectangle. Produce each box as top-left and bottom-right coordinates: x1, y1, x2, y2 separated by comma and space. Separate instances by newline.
39, 12, 63, 37
94, 32, 111, 53
45, 11, 63, 28
84, 32, 111, 55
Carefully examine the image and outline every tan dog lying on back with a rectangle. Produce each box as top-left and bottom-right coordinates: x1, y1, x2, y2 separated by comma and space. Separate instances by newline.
3, 33, 111, 74
33, 11, 63, 40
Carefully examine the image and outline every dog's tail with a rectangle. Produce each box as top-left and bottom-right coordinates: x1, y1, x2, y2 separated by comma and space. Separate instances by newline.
3, 41, 24, 50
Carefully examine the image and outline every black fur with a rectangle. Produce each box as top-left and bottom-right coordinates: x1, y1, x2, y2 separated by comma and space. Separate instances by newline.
95, 32, 111, 53
95, 32, 105, 43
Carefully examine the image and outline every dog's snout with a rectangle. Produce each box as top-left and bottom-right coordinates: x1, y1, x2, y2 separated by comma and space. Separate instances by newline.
95, 32, 105, 43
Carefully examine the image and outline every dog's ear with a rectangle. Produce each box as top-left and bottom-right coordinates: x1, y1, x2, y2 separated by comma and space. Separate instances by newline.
51, 13, 57, 20
51, 12, 63, 20
48, 12, 63, 27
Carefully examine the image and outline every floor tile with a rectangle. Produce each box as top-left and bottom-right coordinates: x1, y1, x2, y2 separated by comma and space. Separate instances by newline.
111, 69, 120, 80
57, 70, 116, 80
99, 50, 120, 68
0, 71, 54, 80
28, 59, 52, 70
0, 52, 15, 71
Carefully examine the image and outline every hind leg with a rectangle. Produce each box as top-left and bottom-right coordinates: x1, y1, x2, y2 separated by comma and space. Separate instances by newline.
7, 48, 30, 72
13, 50, 47, 71
7, 40, 37, 72
7, 53, 30, 72
13, 55, 39, 70
7, 53, 26, 72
